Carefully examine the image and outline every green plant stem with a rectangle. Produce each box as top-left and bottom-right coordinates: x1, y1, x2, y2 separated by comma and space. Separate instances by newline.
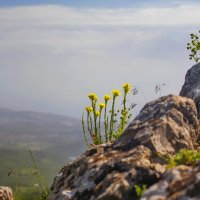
90, 115, 93, 133
92, 100, 98, 144
28, 150, 50, 197
121, 92, 127, 131
104, 104, 108, 142
82, 112, 90, 148
29, 150, 44, 193
109, 96, 116, 141
98, 112, 102, 143
87, 113, 92, 137
123, 93, 128, 128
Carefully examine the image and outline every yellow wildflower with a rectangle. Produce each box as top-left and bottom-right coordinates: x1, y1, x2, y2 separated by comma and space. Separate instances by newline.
112, 89, 121, 97
99, 103, 105, 110
88, 93, 98, 101
85, 107, 93, 113
123, 83, 131, 93
95, 110, 100, 117
104, 95, 111, 102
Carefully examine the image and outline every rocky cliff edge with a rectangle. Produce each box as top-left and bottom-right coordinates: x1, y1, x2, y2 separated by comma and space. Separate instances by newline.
48, 63, 200, 200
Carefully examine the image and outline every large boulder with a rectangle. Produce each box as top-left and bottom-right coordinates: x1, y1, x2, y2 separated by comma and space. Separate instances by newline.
116, 95, 199, 155
48, 95, 199, 200
180, 62, 200, 115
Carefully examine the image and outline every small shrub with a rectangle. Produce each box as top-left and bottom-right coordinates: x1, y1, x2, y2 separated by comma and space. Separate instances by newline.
187, 31, 200, 63
167, 149, 200, 169
82, 83, 137, 147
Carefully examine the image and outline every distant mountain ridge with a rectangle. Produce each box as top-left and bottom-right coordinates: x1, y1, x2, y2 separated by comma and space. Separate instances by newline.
0, 107, 80, 134
0, 107, 85, 155
0, 107, 80, 125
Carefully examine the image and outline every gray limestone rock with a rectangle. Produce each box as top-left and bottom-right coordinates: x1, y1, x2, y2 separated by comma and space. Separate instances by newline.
141, 164, 200, 200
180, 62, 200, 116
48, 95, 199, 200
116, 95, 199, 155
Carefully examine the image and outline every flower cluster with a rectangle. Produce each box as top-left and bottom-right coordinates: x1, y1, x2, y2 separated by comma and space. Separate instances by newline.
123, 83, 131, 94
112, 89, 121, 97
99, 103, 105, 110
95, 110, 100, 116
104, 95, 111, 102
88, 93, 98, 101
85, 107, 93, 113
82, 83, 136, 148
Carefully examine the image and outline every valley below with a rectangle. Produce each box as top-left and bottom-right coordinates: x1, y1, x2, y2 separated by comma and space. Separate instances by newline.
0, 108, 86, 198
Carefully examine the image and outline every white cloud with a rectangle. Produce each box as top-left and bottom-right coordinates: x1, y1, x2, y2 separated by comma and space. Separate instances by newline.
0, 4, 199, 50
0, 4, 198, 117
1, 4, 200, 26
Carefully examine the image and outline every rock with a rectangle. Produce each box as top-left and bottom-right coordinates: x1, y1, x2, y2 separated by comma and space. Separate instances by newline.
0, 187, 14, 200
116, 95, 199, 155
48, 95, 200, 200
180, 62, 200, 115
49, 145, 163, 200
141, 164, 200, 200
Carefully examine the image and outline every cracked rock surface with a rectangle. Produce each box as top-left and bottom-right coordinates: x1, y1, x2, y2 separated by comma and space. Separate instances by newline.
180, 62, 200, 116
141, 164, 200, 200
48, 94, 200, 200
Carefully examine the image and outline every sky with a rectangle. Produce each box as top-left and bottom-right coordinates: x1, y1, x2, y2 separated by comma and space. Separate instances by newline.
0, 0, 200, 118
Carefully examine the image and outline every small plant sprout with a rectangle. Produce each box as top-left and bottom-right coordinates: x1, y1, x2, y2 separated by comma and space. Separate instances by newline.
134, 184, 147, 197
187, 31, 200, 63
82, 83, 137, 148
167, 149, 200, 169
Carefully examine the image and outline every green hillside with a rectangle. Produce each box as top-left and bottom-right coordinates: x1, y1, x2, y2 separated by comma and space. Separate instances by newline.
0, 108, 86, 199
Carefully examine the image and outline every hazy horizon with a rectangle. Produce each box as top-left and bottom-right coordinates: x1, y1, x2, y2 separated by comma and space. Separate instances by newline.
0, 0, 199, 118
